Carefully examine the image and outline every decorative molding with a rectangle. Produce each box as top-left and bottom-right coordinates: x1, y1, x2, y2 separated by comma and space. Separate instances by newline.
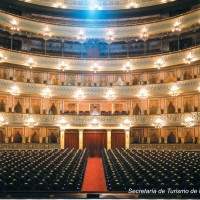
0, 143, 60, 149
0, 76, 199, 98
1, 112, 200, 127
0, 46, 200, 71
0, 8, 199, 39
18, 0, 177, 10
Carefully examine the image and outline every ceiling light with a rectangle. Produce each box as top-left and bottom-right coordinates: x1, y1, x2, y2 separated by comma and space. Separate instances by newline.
0, 53, 7, 63
58, 117, 69, 130
26, 58, 36, 69
183, 53, 193, 64
74, 88, 85, 101
106, 30, 115, 44
154, 58, 164, 70
172, 21, 181, 32
91, 62, 101, 73
10, 85, 20, 96
123, 60, 133, 72
169, 84, 180, 96
137, 87, 148, 99
77, 30, 86, 44
182, 116, 195, 127
41, 87, 52, 99
105, 88, 116, 101
0, 115, 8, 127
25, 117, 38, 128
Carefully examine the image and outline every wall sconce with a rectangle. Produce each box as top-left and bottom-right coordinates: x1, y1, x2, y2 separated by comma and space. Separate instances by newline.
172, 21, 181, 32
77, 30, 86, 44
105, 88, 116, 101
169, 84, 180, 96
25, 117, 38, 128
106, 30, 115, 44
154, 58, 164, 70
137, 87, 148, 99
9, 85, 21, 96
74, 88, 85, 101
183, 53, 193, 64
41, 87, 52, 99
123, 60, 133, 72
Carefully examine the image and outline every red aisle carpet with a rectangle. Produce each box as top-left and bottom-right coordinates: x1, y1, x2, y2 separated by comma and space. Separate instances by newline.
82, 158, 107, 192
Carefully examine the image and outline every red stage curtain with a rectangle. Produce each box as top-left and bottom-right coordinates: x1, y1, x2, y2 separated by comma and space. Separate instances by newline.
65, 130, 79, 149
83, 130, 107, 157
111, 130, 125, 149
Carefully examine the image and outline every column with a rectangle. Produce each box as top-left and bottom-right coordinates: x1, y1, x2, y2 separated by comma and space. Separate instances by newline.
125, 129, 130, 149
107, 129, 111, 150
60, 129, 65, 149
79, 129, 83, 149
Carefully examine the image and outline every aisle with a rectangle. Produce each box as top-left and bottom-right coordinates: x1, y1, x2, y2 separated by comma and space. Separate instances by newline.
81, 158, 107, 192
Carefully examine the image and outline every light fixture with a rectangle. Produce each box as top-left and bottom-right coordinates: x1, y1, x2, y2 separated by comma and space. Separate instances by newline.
77, 30, 86, 44
137, 87, 148, 99
122, 118, 132, 128
126, 2, 138, 8
53, 2, 67, 8
90, 4, 102, 10
152, 117, 165, 129
0, 115, 8, 127
9, 85, 21, 96
89, 117, 100, 127
91, 62, 101, 73
154, 58, 164, 70
58, 117, 69, 130
123, 60, 133, 72
169, 84, 180, 96
26, 58, 36, 69
25, 117, 38, 128
0, 53, 7, 63
182, 116, 195, 127
43, 26, 51, 40
140, 28, 148, 40
106, 30, 115, 44
10, 19, 20, 32
183, 53, 193, 64
105, 88, 116, 101
74, 88, 85, 101
59, 61, 68, 71
172, 21, 181, 32
41, 87, 52, 99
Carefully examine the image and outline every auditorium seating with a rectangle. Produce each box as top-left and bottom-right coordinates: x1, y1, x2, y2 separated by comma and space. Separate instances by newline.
102, 148, 200, 195
0, 148, 88, 191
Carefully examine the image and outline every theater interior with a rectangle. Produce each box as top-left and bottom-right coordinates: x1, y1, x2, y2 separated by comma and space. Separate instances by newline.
0, 0, 200, 199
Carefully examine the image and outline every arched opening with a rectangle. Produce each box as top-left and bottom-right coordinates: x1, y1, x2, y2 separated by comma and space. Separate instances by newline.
168, 132, 176, 143
133, 103, 141, 115
31, 131, 39, 143
48, 132, 57, 143
13, 131, 22, 143
167, 101, 175, 114
185, 131, 193, 143
150, 132, 158, 143
14, 101, 23, 113
0, 99, 6, 112
0, 130, 5, 143
49, 103, 57, 114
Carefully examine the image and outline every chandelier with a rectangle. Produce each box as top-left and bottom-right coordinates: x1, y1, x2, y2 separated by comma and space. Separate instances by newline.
10, 85, 21, 96
137, 88, 148, 99
91, 63, 101, 73
59, 61, 68, 71
43, 26, 52, 40
58, 117, 69, 130
105, 88, 116, 101
74, 88, 85, 101
154, 58, 164, 70
152, 117, 165, 129
0, 53, 7, 63
77, 30, 86, 44
169, 84, 180, 96
183, 53, 193, 64
0, 115, 8, 127
10, 19, 20, 33
123, 60, 133, 72
140, 28, 148, 40
25, 117, 38, 128
106, 30, 115, 44
89, 118, 100, 127
182, 116, 195, 127
41, 87, 52, 99
26, 58, 36, 69
172, 21, 181, 32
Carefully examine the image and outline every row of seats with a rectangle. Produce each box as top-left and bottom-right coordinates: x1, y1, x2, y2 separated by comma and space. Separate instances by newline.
102, 148, 200, 197
0, 149, 88, 191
